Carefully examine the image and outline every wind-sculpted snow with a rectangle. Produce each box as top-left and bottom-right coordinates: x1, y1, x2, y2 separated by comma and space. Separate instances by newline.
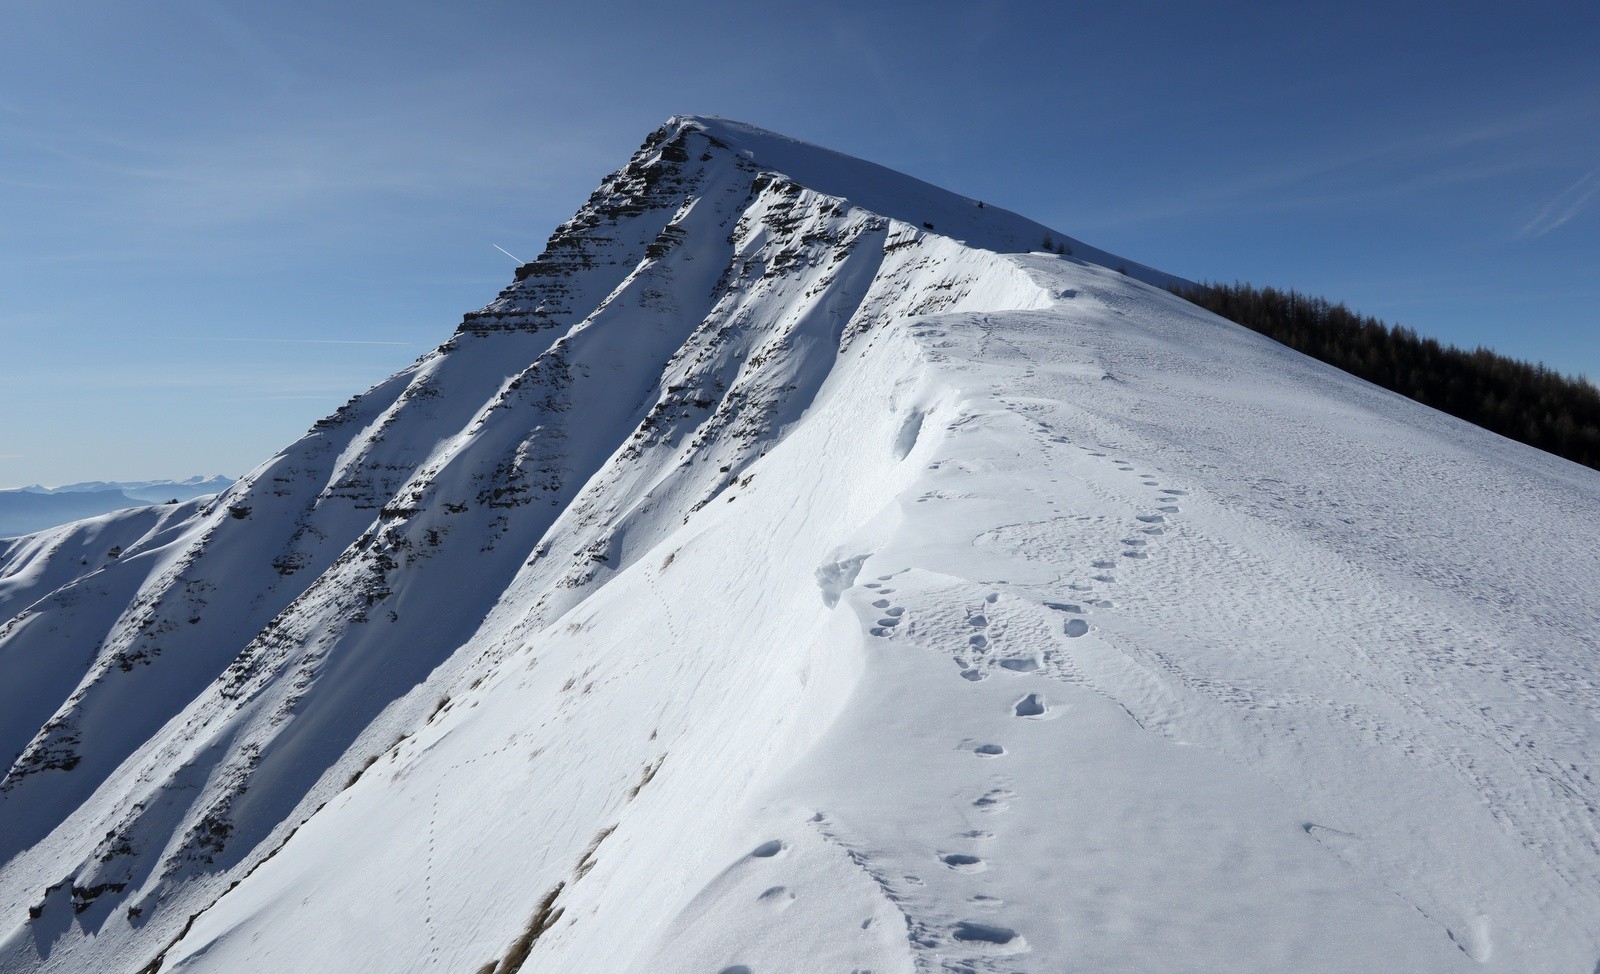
2, 117, 1598, 973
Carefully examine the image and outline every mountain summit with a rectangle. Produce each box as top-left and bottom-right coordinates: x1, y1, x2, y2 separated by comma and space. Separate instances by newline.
2, 117, 1597, 974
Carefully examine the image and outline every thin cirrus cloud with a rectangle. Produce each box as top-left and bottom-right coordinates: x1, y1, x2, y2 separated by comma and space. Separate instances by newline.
1074, 103, 1581, 234
1520, 165, 1600, 238
196, 337, 416, 346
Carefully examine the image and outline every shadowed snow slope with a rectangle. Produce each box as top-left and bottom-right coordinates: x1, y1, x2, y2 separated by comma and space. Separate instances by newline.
1, 116, 1597, 974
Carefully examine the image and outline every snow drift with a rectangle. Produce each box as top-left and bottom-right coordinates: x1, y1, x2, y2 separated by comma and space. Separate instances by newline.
1, 116, 1597, 974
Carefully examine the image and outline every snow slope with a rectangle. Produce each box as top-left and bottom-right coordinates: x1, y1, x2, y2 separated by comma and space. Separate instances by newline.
1, 116, 1597, 974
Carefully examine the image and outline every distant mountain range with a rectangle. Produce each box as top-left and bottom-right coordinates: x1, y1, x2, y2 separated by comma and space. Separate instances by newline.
0, 476, 232, 537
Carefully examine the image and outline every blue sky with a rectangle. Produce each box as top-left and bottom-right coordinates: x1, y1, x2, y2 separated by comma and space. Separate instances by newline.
3, 0, 1597, 486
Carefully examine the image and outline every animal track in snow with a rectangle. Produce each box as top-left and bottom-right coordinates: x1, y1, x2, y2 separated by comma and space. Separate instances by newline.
998, 656, 1038, 672
1063, 619, 1090, 638
749, 840, 787, 859
973, 744, 1005, 757
968, 634, 988, 650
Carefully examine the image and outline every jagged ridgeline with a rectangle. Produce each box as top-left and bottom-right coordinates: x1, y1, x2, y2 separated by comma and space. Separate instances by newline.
1177, 281, 1600, 470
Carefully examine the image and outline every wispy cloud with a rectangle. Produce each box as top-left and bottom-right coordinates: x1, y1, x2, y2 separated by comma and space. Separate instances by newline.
1520, 165, 1600, 238
1073, 98, 1596, 234
195, 337, 415, 346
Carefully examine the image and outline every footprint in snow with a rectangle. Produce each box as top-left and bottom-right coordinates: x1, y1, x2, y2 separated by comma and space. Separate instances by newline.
973, 744, 1005, 757
941, 853, 987, 872
999, 657, 1038, 672
967, 614, 989, 628
758, 886, 796, 911
952, 921, 1023, 948
1064, 619, 1090, 638
1091, 559, 1117, 569
968, 634, 988, 650
749, 840, 786, 859
1014, 693, 1048, 717
973, 787, 1014, 812
1136, 514, 1165, 524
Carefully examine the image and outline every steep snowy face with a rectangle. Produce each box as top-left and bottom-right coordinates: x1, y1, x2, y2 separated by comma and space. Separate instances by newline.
0, 116, 1065, 970
3, 118, 1600, 974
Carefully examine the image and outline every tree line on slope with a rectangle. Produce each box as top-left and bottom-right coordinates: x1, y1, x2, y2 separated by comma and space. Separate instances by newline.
1174, 282, 1600, 472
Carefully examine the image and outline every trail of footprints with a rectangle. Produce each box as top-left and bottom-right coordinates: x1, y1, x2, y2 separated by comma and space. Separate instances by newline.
854, 434, 1189, 969
728, 441, 1188, 971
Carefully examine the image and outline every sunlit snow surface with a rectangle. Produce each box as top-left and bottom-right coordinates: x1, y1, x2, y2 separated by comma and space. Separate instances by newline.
1, 117, 1597, 973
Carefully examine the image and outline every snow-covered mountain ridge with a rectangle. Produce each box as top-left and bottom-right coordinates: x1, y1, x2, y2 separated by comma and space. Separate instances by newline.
1, 116, 1597, 973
